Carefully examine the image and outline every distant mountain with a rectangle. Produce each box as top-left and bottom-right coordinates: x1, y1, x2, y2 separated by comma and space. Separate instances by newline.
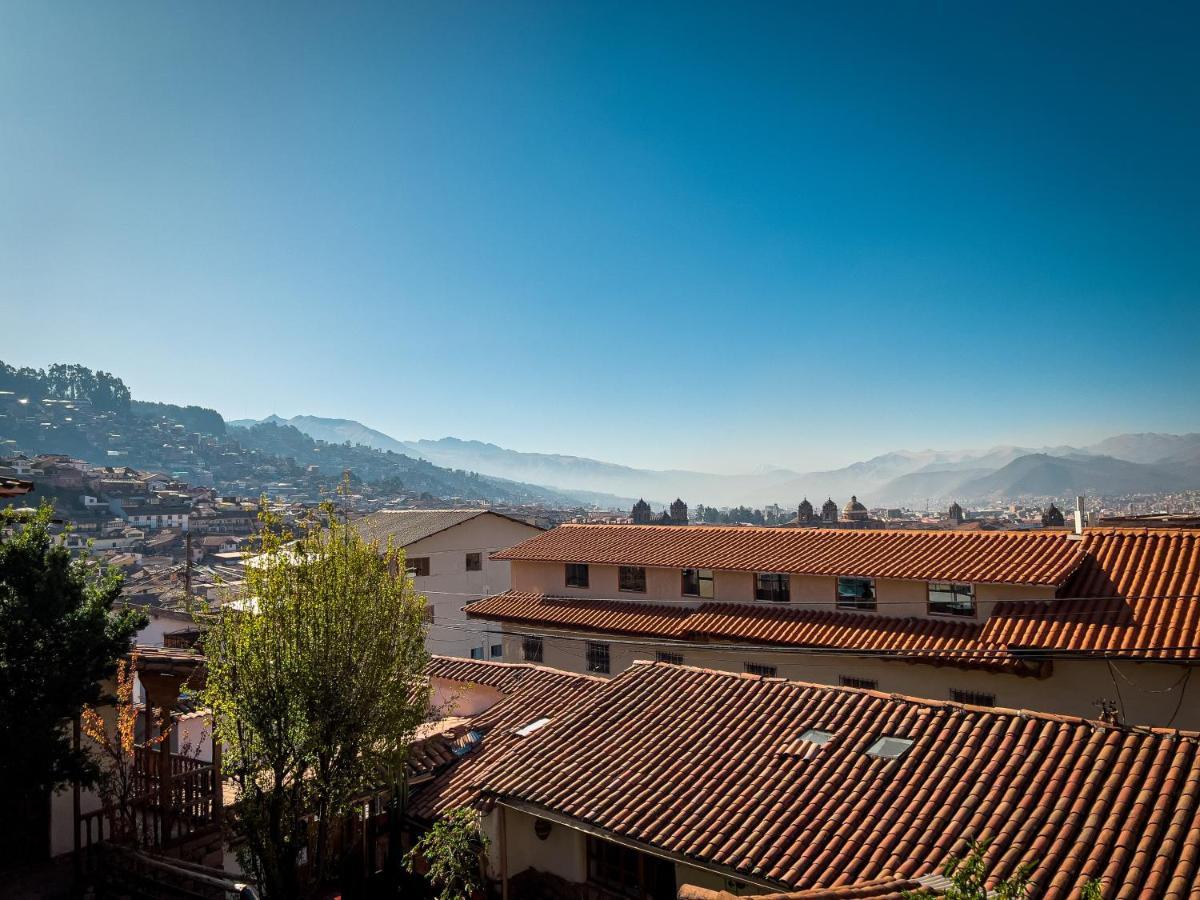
952, 453, 1194, 499
230, 412, 1200, 508
229, 414, 415, 456
1083, 433, 1200, 465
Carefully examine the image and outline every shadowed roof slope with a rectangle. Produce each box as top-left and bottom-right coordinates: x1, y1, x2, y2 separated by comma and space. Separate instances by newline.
493, 523, 1084, 585
350, 508, 538, 548
478, 661, 1200, 898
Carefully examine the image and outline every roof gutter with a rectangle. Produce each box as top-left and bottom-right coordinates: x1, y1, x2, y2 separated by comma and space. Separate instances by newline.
492, 797, 789, 894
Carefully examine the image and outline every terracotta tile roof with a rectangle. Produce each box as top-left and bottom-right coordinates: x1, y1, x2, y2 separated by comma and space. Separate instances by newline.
678, 876, 925, 900
475, 529, 1200, 667
462, 591, 694, 639
408, 658, 604, 821
493, 524, 1085, 586
480, 661, 1200, 898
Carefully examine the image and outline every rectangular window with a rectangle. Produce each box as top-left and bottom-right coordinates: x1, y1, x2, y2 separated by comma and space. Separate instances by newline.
681, 568, 715, 598
522, 636, 544, 663
586, 837, 676, 899
744, 662, 778, 677
618, 566, 647, 593
490, 644, 503, 658
950, 688, 995, 707
421, 606, 435, 625
586, 641, 610, 674
465, 552, 482, 572
656, 651, 683, 665
565, 563, 590, 588
407, 556, 430, 577
928, 582, 975, 617
754, 572, 790, 603
837, 577, 876, 610
839, 675, 878, 690
469, 647, 484, 660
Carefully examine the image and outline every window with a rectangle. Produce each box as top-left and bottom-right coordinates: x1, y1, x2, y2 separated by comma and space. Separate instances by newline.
837, 577, 876, 610
681, 568, 715, 599
465, 552, 482, 571
744, 662, 777, 677
655, 651, 683, 665
928, 582, 975, 617
619, 566, 646, 593
586, 641, 610, 674
522, 636, 544, 663
515, 717, 551, 737
754, 572, 790, 603
839, 675, 878, 690
865, 735, 914, 759
565, 563, 590, 588
407, 556, 430, 577
490, 643, 503, 658
587, 836, 676, 899
470, 647, 484, 660
421, 606, 435, 624
950, 688, 995, 707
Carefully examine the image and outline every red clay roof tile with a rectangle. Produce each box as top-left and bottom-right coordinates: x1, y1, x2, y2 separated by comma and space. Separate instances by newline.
478, 662, 1200, 898
493, 524, 1089, 586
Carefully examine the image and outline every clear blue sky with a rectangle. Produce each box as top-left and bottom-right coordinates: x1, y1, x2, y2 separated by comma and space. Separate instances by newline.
1, 2, 1197, 473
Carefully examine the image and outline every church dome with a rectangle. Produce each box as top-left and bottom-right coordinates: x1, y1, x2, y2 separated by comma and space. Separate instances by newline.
821, 498, 838, 514
798, 498, 814, 515
843, 495, 867, 514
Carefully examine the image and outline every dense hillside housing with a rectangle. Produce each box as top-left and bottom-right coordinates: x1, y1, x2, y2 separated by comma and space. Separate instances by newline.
467, 523, 1200, 727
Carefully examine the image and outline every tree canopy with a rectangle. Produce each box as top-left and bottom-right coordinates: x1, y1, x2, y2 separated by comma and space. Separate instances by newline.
0, 503, 145, 857
201, 500, 431, 898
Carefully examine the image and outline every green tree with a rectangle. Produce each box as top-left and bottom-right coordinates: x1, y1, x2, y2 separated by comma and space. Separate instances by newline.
405, 806, 489, 900
0, 503, 145, 861
201, 500, 430, 898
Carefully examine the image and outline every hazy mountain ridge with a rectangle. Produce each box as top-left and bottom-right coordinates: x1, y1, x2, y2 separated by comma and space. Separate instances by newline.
234, 415, 1200, 507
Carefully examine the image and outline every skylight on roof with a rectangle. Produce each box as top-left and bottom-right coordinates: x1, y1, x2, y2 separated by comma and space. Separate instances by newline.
514, 717, 551, 737
798, 728, 834, 745
865, 735, 914, 759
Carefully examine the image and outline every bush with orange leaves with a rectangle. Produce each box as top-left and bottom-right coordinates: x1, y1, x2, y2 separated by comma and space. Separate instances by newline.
81, 654, 171, 847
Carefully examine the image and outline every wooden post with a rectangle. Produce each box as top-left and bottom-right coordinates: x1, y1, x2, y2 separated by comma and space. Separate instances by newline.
210, 718, 223, 830
158, 704, 173, 846
498, 804, 509, 900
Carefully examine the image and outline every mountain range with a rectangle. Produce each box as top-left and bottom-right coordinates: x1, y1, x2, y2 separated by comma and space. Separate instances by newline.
227, 415, 1200, 508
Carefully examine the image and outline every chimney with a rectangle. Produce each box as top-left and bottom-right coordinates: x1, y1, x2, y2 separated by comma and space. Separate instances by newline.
1074, 495, 1086, 535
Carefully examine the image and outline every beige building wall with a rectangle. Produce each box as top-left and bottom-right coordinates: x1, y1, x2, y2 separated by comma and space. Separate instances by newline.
406, 514, 542, 659
484, 805, 779, 897
510, 560, 1053, 619
496, 625, 1199, 730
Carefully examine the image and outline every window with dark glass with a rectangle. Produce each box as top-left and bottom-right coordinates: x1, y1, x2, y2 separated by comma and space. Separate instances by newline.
522, 636, 544, 663
407, 556, 430, 577
754, 572, 790, 602
586, 641, 610, 674
681, 568, 715, 598
836, 576, 876, 610
565, 563, 589, 588
490, 644, 502, 658
839, 674, 878, 690
744, 662, 778, 677
619, 566, 646, 593
465, 552, 482, 571
586, 836, 676, 900
928, 582, 975, 617
656, 651, 683, 665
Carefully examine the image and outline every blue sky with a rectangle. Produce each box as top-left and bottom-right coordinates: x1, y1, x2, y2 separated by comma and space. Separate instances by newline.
1, 2, 1197, 473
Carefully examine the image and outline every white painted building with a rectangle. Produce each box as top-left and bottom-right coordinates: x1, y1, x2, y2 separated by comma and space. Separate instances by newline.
349, 509, 543, 660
